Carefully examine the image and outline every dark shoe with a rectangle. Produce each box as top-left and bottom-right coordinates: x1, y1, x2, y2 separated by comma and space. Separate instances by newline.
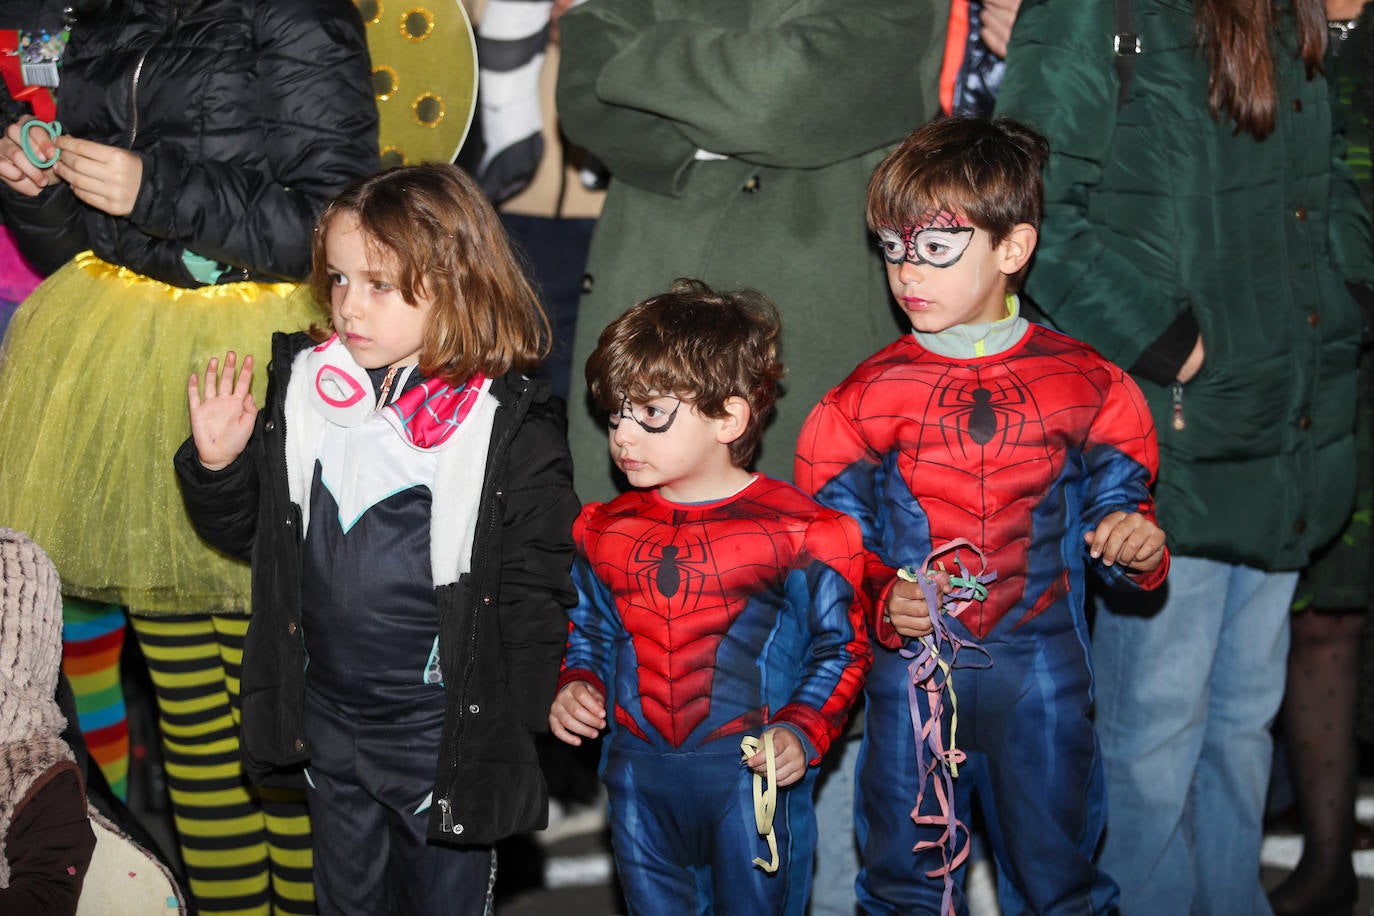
1267, 869, 1358, 916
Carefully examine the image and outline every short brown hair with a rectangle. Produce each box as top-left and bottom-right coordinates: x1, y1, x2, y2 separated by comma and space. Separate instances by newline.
310, 163, 550, 386
867, 117, 1049, 288
585, 278, 785, 468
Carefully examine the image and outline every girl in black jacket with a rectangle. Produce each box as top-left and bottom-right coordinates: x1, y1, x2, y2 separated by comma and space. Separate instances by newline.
177, 164, 578, 916
0, 0, 379, 911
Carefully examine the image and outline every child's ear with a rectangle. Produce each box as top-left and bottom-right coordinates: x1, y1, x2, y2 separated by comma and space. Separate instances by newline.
716, 397, 751, 446
997, 223, 1038, 277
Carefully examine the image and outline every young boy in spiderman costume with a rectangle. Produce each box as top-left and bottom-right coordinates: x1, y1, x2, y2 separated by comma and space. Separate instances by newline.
794, 117, 1170, 915
549, 278, 872, 914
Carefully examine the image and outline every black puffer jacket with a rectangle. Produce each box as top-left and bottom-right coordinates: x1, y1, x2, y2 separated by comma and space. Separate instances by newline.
0, 0, 379, 286
174, 332, 580, 844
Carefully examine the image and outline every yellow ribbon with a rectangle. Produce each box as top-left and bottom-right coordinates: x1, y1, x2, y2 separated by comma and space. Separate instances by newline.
740, 731, 779, 874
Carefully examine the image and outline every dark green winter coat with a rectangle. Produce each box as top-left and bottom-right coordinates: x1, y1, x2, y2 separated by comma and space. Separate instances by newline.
996, 0, 1374, 570
555, 0, 948, 501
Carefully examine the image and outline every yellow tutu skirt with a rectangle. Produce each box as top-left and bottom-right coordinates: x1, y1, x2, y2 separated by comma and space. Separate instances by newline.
0, 253, 323, 615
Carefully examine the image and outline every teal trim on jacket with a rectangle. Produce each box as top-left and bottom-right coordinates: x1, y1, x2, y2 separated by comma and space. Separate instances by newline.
996, 0, 1374, 570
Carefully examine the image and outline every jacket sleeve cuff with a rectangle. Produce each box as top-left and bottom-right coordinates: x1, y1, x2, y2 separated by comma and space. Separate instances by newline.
557, 668, 606, 698
768, 705, 826, 766
1127, 550, 1170, 591
173, 435, 249, 483
872, 575, 905, 650
1128, 310, 1200, 386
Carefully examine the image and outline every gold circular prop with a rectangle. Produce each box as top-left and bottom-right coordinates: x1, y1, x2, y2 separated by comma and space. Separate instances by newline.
354, 0, 477, 165
401, 7, 435, 42
371, 65, 399, 101
413, 93, 445, 127
357, 0, 382, 25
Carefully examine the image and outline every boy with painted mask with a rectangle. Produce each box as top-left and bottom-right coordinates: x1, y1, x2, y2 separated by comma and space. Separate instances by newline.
795, 117, 1168, 915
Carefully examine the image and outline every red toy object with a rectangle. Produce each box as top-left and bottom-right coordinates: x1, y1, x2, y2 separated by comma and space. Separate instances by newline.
1, 31, 57, 123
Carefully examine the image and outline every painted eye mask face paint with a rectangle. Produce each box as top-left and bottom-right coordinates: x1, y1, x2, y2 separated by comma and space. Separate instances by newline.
608, 394, 683, 433
877, 213, 976, 268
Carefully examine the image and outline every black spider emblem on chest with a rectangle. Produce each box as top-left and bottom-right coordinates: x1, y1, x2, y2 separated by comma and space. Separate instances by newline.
936, 375, 1030, 452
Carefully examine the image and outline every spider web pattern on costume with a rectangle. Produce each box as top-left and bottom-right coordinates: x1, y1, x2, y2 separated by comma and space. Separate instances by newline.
798, 327, 1159, 640
577, 479, 870, 750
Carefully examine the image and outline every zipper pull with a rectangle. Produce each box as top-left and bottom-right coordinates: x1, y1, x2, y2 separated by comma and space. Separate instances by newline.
375, 366, 399, 411
437, 797, 455, 833
1171, 382, 1186, 431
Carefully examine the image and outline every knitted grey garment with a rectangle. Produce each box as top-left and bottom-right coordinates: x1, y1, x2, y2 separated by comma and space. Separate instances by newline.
0, 528, 67, 745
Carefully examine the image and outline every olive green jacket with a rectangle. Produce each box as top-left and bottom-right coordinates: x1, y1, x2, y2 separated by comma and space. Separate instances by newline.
996, 0, 1374, 569
556, 0, 948, 500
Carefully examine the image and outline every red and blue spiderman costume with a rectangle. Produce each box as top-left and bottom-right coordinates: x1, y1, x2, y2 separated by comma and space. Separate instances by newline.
796, 324, 1168, 915
559, 475, 871, 915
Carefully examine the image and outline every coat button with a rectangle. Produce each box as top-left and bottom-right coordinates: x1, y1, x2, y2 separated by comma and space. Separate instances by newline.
287, 621, 298, 635
482, 594, 494, 605
1307, 312, 1320, 327
581, 273, 594, 294
293, 737, 304, 752
1292, 98, 1302, 113
1295, 207, 1307, 221
453, 823, 464, 835
469, 704, 480, 714
1299, 415, 1312, 430
265, 420, 275, 432
742, 175, 761, 193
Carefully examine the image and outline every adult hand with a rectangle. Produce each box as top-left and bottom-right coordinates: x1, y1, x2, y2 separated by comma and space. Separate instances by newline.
1176, 335, 1205, 384
188, 351, 258, 472
0, 119, 60, 196
549, 0, 578, 44
51, 135, 143, 216
980, 0, 1022, 58
549, 680, 607, 746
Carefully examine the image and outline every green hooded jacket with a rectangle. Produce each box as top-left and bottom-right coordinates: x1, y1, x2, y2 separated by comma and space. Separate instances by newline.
996, 0, 1374, 570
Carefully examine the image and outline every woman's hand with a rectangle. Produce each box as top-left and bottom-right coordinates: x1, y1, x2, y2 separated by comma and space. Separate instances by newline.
1176, 335, 1205, 384
980, 0, 1023, 58
51, 135, 143, 216
0, 119, 61, 196
188, 351, 258, 472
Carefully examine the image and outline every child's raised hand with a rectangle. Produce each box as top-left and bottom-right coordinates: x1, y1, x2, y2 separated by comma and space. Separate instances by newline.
549, 680, 607, 746
1085, 510, 1166, 573
745, 727, 806, 787
188, 351, 257, 471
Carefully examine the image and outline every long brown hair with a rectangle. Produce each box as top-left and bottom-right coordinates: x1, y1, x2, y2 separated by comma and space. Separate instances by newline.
310, 164, 550, 386
1194, 0, 1326, 139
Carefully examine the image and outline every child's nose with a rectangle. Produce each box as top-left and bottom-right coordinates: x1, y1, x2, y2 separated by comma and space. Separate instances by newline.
337, 286, 363, 320
898, 260, 923, 284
